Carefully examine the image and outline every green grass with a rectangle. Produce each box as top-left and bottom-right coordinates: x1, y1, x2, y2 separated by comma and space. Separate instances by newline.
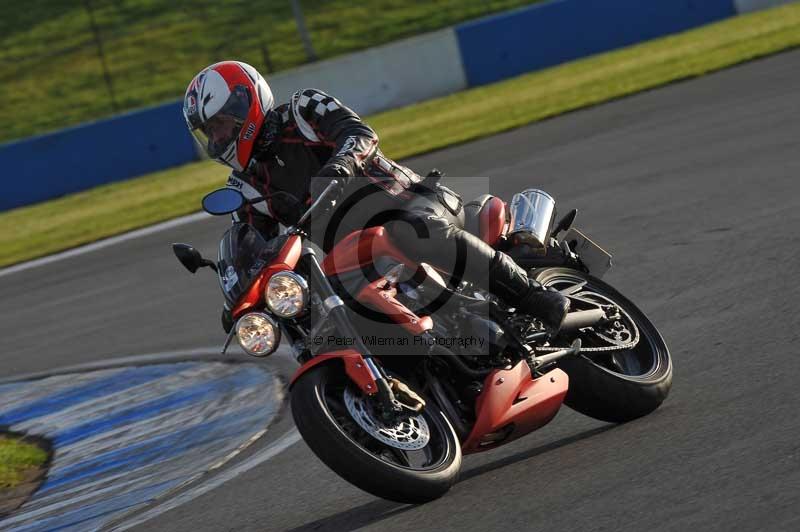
0, 0, 542, 143
0, 436, 48, 489
1, 3, 800, 268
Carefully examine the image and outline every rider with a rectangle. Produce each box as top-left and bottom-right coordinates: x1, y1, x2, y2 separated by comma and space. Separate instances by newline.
183, 61, 569, 332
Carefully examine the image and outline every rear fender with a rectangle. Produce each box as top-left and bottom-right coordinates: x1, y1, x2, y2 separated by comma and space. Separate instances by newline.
289, 349, 378, 395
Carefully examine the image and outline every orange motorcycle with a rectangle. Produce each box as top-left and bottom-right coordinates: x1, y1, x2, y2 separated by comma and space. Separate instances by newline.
173, 182, 672, 503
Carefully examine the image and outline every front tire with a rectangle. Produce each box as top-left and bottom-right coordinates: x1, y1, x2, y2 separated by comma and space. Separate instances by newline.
291, 363, 462, 503
534, 268, 672, 423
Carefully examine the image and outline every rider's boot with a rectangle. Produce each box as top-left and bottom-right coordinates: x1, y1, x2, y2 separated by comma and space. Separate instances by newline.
488, 251, 570, 333
383, 192, 569, 332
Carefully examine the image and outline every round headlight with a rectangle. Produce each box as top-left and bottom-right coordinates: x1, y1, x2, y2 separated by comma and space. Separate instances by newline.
265, 271, 308, 318
235, 312, 280, 357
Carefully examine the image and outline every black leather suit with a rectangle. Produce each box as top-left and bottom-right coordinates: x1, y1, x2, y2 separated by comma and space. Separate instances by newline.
223, 88, 569, 333
226, 88, 500, 289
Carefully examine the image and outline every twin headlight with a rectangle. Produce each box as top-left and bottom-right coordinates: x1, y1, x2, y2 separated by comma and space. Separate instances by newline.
265, 271, 308, 318
235, 272, 307, 357
235, 313, 280, 357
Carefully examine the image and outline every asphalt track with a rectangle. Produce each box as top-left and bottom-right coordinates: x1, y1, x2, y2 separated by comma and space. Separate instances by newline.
2, 49, 800, 531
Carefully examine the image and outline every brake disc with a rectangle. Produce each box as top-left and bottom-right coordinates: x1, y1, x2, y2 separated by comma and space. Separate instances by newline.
343, 387, 430, 450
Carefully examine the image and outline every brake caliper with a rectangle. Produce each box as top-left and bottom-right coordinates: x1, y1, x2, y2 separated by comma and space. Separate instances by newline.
389, 377, 426, 413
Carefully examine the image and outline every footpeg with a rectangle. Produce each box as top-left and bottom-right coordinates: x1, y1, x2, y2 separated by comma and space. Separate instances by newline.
534, 338, 582, 368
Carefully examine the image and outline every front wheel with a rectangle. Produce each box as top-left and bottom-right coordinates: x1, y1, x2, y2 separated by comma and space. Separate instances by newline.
291, 363, 462, 503
534, 268, 673, 423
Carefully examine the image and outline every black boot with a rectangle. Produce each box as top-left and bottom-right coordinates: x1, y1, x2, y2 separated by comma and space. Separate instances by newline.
489, 252, 570, 333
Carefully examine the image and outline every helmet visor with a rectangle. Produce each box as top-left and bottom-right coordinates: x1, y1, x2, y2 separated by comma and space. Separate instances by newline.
191, 85, 251, 159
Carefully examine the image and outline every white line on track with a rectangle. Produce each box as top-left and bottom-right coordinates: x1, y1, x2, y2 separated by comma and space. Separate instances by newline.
110, 428, 302, 531
0, 348, 222, 385
0, 211, 210, 279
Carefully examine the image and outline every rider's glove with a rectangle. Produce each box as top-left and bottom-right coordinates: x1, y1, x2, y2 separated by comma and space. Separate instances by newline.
311, 156, 351, 199
317, 155, 353, 182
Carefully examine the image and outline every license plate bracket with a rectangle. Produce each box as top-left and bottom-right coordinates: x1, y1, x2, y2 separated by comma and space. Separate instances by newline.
562, 228, 613, 278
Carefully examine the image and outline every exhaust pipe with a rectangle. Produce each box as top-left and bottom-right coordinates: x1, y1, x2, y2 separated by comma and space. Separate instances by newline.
561, 308, 606, 331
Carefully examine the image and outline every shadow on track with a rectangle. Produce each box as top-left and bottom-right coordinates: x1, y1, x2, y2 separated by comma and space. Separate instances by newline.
459, 425, 614, 482
287, 425, 613, 531
285, 499, 414, 532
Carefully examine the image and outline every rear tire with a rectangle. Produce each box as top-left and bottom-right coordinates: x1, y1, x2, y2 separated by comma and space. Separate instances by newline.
291, 363, 462, 503
534, 268, 672, 423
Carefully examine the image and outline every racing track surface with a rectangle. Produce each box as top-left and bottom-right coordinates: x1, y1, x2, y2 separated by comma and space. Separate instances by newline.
2, 49, 800, 531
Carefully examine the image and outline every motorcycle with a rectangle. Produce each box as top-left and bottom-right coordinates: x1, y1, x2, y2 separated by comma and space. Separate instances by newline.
173, 181, 672, 503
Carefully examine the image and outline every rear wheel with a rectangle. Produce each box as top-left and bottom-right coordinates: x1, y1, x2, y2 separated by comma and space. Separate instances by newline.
291, 363, 461, 503
534, 268, 672, 423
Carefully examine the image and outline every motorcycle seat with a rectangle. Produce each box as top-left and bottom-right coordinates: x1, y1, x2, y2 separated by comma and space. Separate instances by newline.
463, 194, 508, 247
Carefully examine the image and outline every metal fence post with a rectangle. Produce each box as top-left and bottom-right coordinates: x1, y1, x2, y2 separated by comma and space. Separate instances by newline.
83, 0, 118, 111
290, 0, 318, 62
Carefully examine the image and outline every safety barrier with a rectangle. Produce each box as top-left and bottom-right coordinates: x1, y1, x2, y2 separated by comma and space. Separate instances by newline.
734, 0, 796, 12
267, 28, 467, 117
0, 30, 466, 212
0, 0, 792, 211
0, 102, 197, 211
455, 0, 736, 86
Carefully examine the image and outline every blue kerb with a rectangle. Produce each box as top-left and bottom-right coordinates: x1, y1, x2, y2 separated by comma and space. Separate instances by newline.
2, 362, 279, 532
0, 364, 193, 426
40, 405, 268, 493
50, 365, 265, 447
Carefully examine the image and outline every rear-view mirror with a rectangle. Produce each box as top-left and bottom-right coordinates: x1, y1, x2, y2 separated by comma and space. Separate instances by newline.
202, 188, 245, 215
172, 243, 204, 274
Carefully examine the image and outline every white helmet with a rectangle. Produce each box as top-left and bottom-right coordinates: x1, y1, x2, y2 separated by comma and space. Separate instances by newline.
183, 61, 274, 171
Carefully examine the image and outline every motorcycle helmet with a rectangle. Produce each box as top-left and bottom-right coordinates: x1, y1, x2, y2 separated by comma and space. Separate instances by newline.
183, 61, 274, 171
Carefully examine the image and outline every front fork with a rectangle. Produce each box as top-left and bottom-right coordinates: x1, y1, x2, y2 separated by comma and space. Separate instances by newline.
303, 247, 406, 421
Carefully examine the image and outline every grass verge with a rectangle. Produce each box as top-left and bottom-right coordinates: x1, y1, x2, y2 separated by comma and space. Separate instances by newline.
0, 436, 48, 490
2, 3, 800, 268
0, 0, 541, 143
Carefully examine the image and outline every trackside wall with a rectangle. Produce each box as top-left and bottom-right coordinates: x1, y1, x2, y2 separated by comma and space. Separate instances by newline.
1, 0, 792, 211
454, 0, 736, 87
0, 102, 196, 211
